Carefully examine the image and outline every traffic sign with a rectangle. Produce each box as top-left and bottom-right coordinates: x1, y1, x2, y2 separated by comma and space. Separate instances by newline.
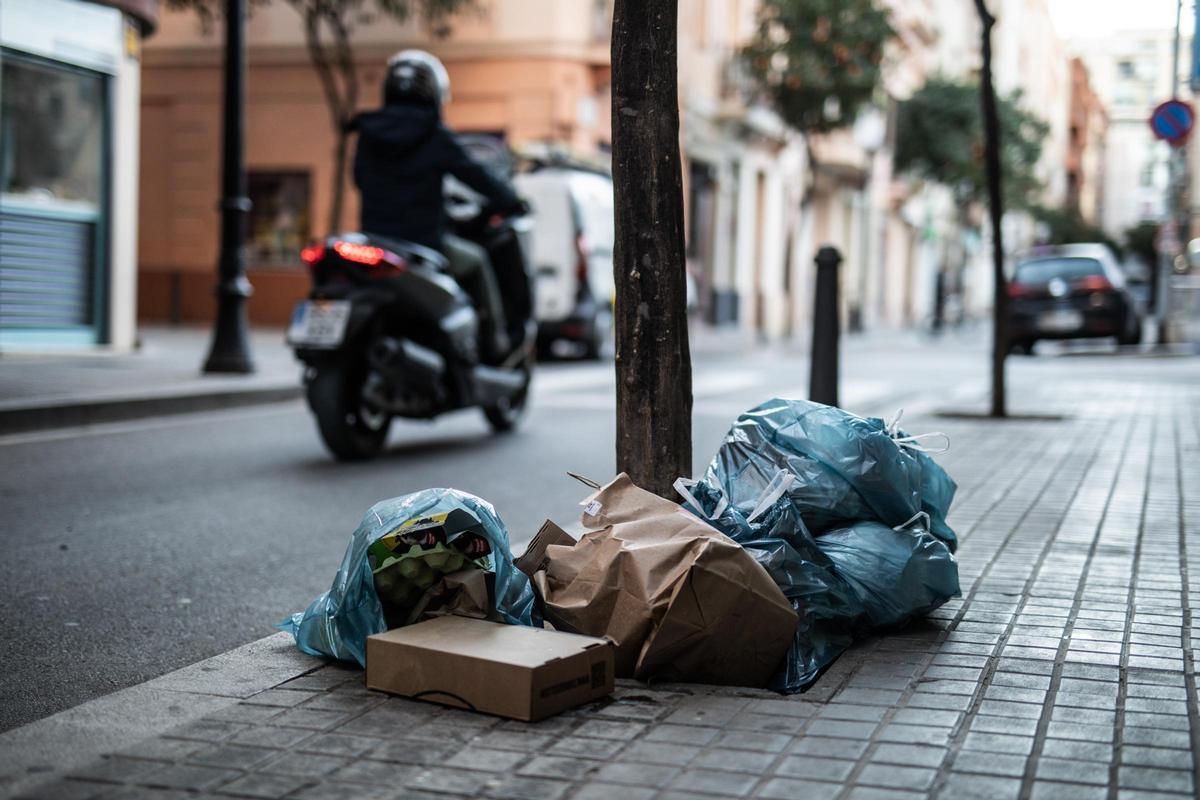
1149, 99, 1195, 146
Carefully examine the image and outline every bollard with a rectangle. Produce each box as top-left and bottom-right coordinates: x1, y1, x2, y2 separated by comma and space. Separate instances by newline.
809, 245, 842, 407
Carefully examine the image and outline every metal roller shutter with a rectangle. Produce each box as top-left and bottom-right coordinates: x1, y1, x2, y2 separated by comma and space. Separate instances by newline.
0, 211, 95, 329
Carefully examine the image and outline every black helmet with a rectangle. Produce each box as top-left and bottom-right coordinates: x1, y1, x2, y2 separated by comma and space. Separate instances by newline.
383, 50, 450, 107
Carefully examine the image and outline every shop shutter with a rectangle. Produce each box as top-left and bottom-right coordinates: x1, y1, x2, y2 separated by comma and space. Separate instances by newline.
0, 212, 95, 329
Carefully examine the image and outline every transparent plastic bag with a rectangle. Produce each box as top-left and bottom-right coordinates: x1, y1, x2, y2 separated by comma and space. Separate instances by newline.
278, 488, 536, 666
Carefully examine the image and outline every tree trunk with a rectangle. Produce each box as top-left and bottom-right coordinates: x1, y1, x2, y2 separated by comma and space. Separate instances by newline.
975, 0, 1007, 418
611, 0, 692, 498
329, 131, 348, 233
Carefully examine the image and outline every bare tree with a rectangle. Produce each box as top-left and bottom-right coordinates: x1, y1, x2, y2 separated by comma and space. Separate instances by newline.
610, 0, 693, 498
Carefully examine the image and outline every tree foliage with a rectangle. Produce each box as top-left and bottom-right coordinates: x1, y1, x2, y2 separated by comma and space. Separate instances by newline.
742, 0, 894, 134
895, 77, 1048, 210
1033, 205, 1122, 257
1124, 221, 1158, 269
165, 0, 476, 232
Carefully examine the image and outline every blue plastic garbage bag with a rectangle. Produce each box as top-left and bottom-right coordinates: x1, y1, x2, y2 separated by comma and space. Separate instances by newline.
815, 517, 960, 629
278, 488, 536, 666
676, 477, 858, 692
705, 398, 958, 551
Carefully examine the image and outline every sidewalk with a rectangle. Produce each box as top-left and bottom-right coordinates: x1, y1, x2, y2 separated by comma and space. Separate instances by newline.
3, 371, 1198, 800
0, 327, 303, 434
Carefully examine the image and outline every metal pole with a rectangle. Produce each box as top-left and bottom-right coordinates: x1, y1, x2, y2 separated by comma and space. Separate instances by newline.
809, 245, 841, 407
203, 0, 255, 373
1157, 0, 1185, 346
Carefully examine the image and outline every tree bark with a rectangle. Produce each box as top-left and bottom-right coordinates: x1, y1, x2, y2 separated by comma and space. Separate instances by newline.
975, 0, 1007, 418
611, 0, 693, 498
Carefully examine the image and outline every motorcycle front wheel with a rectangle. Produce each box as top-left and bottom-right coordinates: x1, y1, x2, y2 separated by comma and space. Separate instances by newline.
307, 364, 391, 460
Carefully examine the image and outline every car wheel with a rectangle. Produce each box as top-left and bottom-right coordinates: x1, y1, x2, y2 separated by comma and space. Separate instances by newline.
1117, 315, 1142, 346
1009, 340, 1035, 356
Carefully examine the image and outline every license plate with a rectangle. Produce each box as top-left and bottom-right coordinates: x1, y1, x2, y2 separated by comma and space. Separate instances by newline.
287, 300, 352, 347
1037, 308, 1083, 332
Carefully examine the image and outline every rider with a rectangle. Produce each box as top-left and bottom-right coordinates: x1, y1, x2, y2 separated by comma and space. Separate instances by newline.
348, 50, 523, 361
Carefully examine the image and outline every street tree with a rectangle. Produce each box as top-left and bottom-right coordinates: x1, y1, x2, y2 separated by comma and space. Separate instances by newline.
742, 0, 895, 138
894, 78, 1047, 213
165, 0, 475, 234
610, 0, 692, 499
974, 0, 1007, 418
895, 67, 1047, 419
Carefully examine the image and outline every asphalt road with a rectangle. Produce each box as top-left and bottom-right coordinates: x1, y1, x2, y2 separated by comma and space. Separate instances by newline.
0, 329, 1192, 732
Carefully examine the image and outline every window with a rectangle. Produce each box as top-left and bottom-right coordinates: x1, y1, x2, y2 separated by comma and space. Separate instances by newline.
0, 55, 106, 211
247, 171, 311, 266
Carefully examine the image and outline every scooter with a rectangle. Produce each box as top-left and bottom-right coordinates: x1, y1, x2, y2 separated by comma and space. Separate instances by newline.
287, 200, 535, 461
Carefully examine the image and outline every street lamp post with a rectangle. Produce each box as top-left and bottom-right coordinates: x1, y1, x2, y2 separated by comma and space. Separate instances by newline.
203, 0, 255, 374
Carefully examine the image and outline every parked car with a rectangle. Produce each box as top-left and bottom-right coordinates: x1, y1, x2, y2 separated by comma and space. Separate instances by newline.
514, 167, 614, 359
1008, 244, 1142, 354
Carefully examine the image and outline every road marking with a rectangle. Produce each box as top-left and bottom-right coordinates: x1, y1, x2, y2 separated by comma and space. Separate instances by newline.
0, 401, 303, 447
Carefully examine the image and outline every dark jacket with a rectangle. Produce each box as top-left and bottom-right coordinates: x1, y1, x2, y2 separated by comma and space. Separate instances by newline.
350, 103, 520, 249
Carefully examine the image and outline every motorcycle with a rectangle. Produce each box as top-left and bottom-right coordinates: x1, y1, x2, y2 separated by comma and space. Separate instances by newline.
287, 194, 535, 461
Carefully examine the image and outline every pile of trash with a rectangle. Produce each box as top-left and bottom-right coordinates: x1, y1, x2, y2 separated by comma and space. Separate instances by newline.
280, 397, 960, 695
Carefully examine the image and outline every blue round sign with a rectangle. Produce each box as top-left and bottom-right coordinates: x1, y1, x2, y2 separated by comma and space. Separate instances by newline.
1150, 99, 1195, 145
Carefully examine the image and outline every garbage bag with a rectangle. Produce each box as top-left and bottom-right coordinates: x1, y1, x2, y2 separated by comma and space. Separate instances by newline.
705, 398, 957, 551
676, 476, 858, 692
815, 517, 960, 628
278, 488, 536, 666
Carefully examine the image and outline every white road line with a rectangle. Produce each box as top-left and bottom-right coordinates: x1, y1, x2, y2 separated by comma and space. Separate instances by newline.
0, 401, 304, 447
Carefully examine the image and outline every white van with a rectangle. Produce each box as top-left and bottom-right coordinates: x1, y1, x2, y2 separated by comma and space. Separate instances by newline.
514, 168, 615, 358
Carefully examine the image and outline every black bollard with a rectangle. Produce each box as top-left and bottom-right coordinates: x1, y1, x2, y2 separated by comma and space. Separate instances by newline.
809, 245, 842, 407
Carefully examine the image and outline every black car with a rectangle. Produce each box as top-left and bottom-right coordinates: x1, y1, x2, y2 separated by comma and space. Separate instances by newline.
1008, 245, 1142, 354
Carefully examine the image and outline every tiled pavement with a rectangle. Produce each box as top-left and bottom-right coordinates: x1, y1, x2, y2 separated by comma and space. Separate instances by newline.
11, 379, 1200, 800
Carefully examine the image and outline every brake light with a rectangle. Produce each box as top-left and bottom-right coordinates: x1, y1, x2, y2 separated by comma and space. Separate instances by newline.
575, 234, 589, 287
1073, 274, 1112, 292
1007, 282, 1032, 299
334, 241, 386, 265
300, 244, 325, 265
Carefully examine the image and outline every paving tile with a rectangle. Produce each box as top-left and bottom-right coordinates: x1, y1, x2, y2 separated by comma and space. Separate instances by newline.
939, 772, 1022, 800
755, 778, 841, 800
211, 772, 312, 799
856, 763, 936, 790
668, 768, 759, 796
592, 761, 680, 788
568, 784, 656, 800
483, 774, 571, 800
774, 755, 855, 782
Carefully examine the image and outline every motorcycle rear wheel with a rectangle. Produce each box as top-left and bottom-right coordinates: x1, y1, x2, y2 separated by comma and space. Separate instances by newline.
307, 364, 391, 460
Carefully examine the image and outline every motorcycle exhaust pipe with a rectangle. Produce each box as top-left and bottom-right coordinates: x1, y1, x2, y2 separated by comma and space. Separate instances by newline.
369, 337, 446, 392
472, 365, 527, 406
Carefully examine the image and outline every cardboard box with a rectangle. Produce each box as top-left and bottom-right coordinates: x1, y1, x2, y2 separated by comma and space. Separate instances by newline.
366, 615, 614, 721
515, 519, 576, 579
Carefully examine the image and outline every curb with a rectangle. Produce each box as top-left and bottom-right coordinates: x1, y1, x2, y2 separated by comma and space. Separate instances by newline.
0, 633, 323, 799
0, 385, 303, 435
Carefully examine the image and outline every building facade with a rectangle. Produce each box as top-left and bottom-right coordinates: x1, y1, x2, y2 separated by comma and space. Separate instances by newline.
0, 0, 158, 351
1072, 29, 1192, 238
139, 0, 613, 325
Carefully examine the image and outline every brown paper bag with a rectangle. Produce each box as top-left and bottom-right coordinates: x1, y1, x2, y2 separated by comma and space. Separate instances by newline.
532, 473, 798, 687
